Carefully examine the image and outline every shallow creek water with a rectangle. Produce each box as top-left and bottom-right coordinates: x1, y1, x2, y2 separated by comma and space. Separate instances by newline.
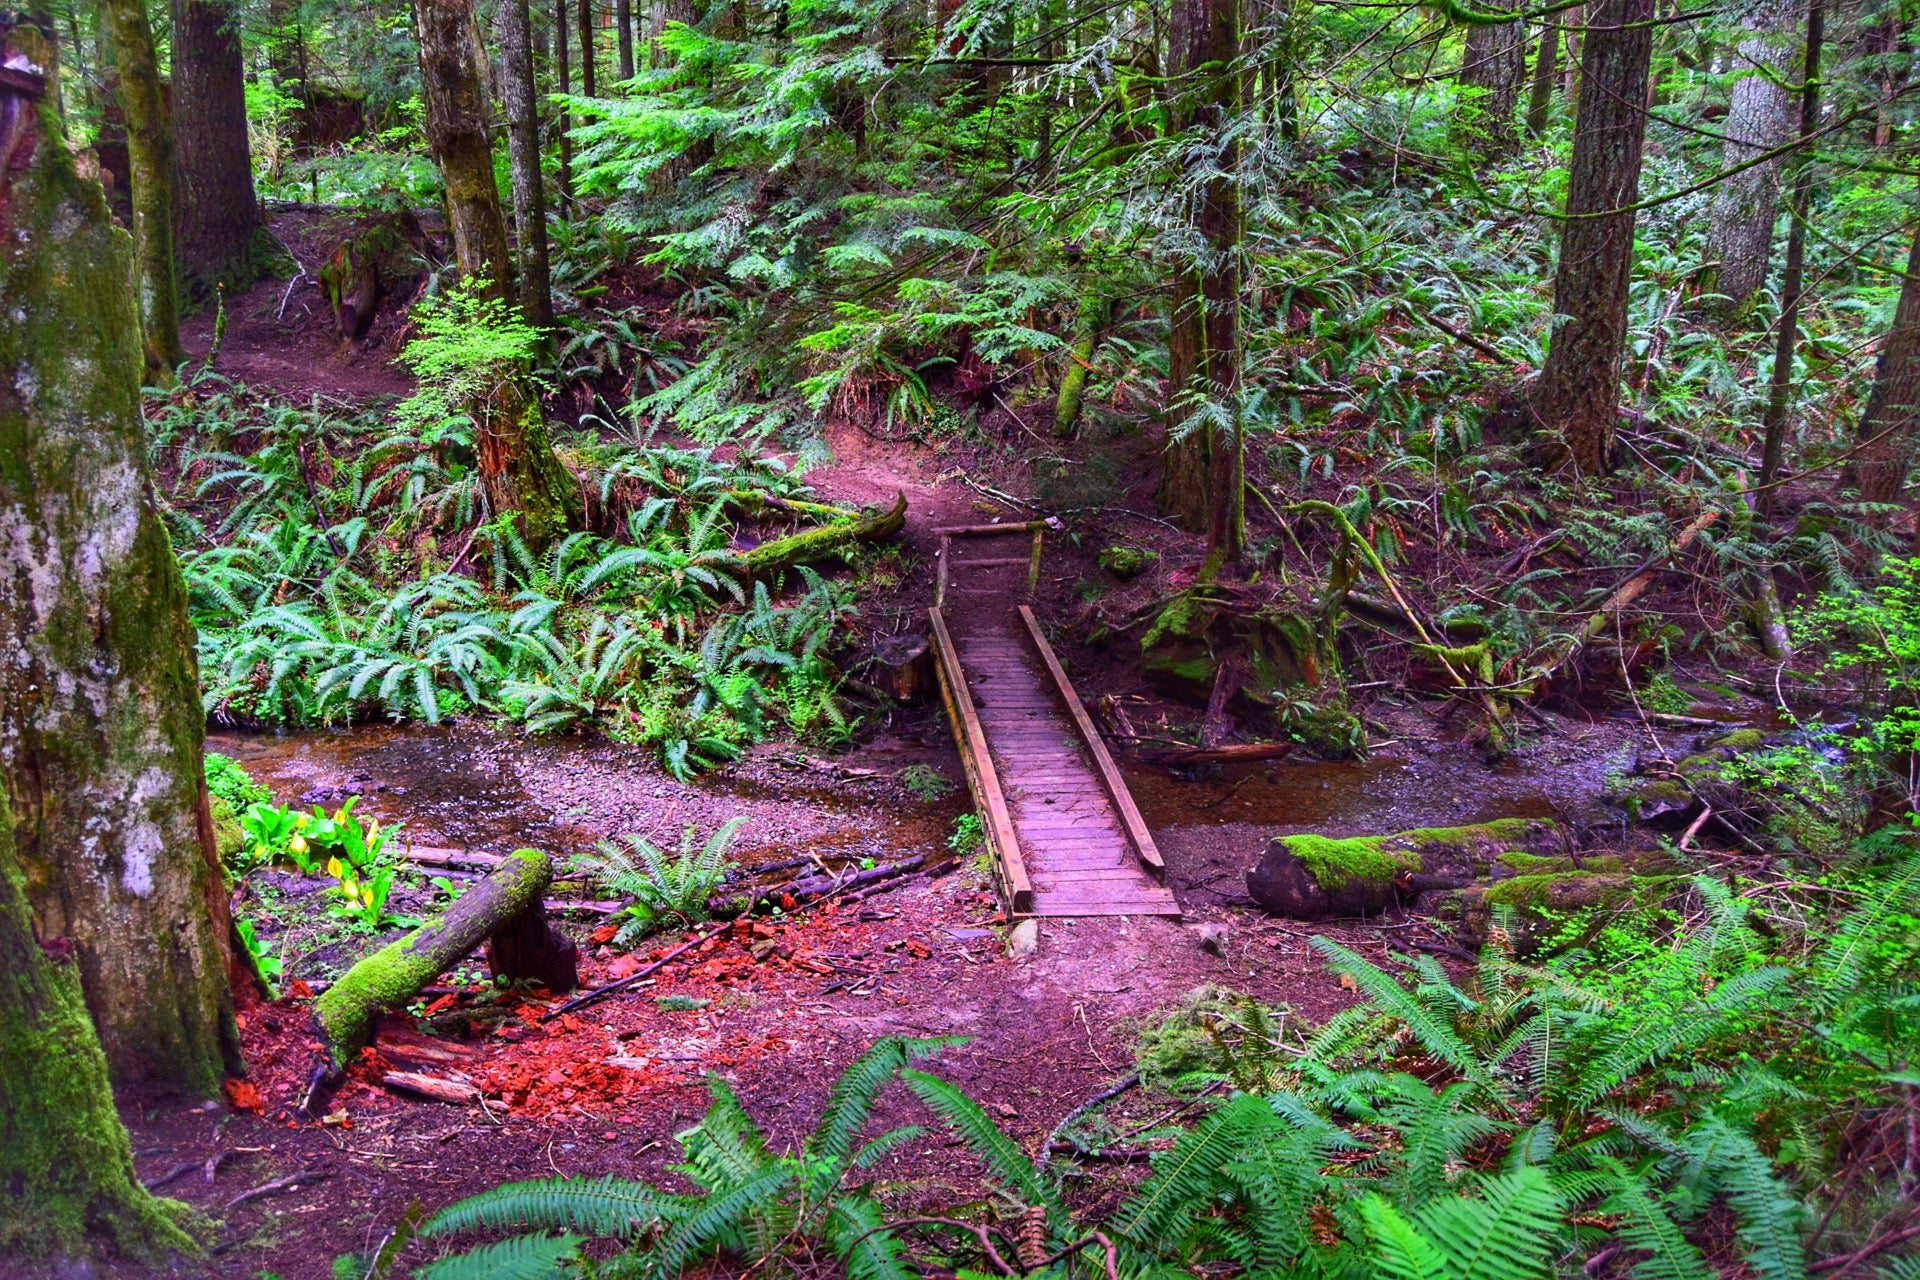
211, 706, 1645, 909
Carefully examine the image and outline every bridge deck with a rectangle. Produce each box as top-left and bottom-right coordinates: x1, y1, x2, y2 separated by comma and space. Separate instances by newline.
928, 526, 1179, 919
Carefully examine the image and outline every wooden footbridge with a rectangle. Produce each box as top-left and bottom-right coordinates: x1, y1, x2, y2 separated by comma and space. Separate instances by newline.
929, 523, 1181, 919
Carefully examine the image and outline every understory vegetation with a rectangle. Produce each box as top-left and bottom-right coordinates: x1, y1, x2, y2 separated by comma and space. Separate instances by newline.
410, 840, 1919, 1280
155, 363, 868, 778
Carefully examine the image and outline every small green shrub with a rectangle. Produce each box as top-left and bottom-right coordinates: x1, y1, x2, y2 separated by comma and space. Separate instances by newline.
947, 813, 984, 859
895, 763, 955, 801
205, 752, 272, 809
573, 817, 746, 943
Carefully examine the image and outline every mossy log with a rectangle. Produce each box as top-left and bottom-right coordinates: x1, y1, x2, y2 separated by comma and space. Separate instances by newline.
1246, 819, 1563, 919
742, 491, 907, 578
1444, 870, 1680, 953
311, 849, 572, 1078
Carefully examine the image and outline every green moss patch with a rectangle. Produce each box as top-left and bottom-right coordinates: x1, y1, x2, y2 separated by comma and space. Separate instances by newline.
1278, 833, 1421, 891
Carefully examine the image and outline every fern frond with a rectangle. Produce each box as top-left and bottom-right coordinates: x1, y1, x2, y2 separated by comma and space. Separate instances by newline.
1311, 939, 1498, 1096
898, 1067, 1068, 1224
1411, 1165, 1565, 1280
414, 1233, 581, 1280
423, 1175, 675, 1239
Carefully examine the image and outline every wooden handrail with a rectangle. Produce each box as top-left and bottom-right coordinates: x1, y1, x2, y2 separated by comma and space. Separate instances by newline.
928, 607, 1032, 913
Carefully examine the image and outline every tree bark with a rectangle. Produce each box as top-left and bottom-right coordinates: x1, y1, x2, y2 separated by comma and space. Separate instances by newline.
1, 779, 196, 1260
414, 0, 515, 302
1757, 0, 1822, 516
555, 0, 573, 215
1530, 0, 1655, 474
100, 0, 185, 374
414, 0, 580, 546
1702, 0, 1797, 322
1156, 0, 1245, 561
170, 0, 275, 302
616, 0, 635, 81
1854, 220, 1920, 507
578, 0, 596, 96
1525, 20, 1557, 138
1453, 0, 1526, 160
0, 20, 240, 1099
500, 0, 555, 330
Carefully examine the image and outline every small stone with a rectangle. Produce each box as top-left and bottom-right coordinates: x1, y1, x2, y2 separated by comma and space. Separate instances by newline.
1007, 919, 1039, 960
1194, 921, 1229, 957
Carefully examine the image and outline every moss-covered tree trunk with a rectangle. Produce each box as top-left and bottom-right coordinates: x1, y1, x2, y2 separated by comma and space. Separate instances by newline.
1156, 0, 1245, 561
100, 0, 185, 375
1, 770, 196, 1259
414, 0, 580, 547
170, 0, 278, 301
1529, 0, 1654, 475
0, 23, 240, 1098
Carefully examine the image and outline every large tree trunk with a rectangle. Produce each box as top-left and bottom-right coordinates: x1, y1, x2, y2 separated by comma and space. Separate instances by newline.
1, 785, 195, 1260
578, 0, 597, 96
0, 19, 240, 1099
1756, 0, 1822, 516
1156, 0, 1245, 561
415, 0, 580, 546
1854, 221, 1920, 507
170, 0, 276, 302
1453, 0, 1526, 160
1524, 17, 1558, 136
555, 0, 573, 214
1529, 0, 1655, 475
1701, 0, 1797, 322
500, 0, 555, 329
414, 0, 515, 299
101, 0, 185, 374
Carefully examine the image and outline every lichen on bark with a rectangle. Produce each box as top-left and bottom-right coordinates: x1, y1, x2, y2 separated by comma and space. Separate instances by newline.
0, 756, 200, 1260
0, 27, 238, 1097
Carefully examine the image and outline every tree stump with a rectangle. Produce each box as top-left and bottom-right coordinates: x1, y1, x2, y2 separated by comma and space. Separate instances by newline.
874, 633, 933, 704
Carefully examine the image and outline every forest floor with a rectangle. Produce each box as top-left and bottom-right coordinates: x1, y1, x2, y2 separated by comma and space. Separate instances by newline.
79, 208, 1786, 1279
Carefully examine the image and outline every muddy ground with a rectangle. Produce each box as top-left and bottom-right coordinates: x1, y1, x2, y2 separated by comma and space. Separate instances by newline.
51, 208, 1779, 1280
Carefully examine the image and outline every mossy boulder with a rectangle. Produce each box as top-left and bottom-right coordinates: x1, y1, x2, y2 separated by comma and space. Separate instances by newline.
1098, 544, 1157, 579
1246, 819, 1563, 919
1608, 725, 1771, 827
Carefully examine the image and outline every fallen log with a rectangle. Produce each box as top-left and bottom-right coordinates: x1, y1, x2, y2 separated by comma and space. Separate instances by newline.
747, 853, 928, 909
381, 1071, 480, 1105
403, 845, 503, 870
742, 491, 907, 578
310, 849, 571, 1081
1140, 742, 1294, 767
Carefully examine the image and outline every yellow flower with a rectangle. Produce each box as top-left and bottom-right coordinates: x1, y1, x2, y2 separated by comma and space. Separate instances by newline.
289, 834, 308, 854
326, 857, 343, 879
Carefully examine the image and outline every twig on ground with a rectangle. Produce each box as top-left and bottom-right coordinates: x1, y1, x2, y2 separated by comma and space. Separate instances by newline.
224, 1168, 332, 1212
1038, 1072, 1141, 1169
